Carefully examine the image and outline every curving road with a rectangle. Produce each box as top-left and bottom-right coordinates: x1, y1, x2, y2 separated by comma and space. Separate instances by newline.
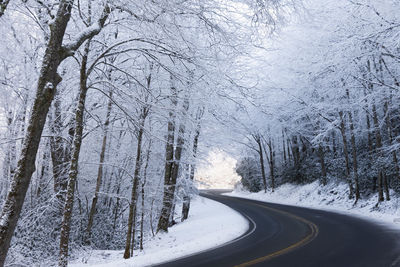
157, 191, 400, 267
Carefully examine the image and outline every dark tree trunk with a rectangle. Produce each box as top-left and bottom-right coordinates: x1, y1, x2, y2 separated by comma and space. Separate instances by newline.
255, 135, 267, 193
383, 172, 390, 201
331, 131, 337, 157
0, 1, 74, 265
384, 100, 400, 184
348, 111, 360, 201
124, 108, 147, 259
157, 80, 178, 233
49, 97, 72, 207
292, 135, 300, 168
346, 88, 360, 201
0, 1, 110, 263
59, 39, 91, 267
158, 82, 189, 232
339, 111, 354, 199
36, 141, 50, 198
268, 137, 275, 191
363, 88, 373, 154
86, 93, 113, 243
318, 145, 327, 185
371, 103, 384, 202
286, 137, 292, 162
140, 139, 151, 250
182, 107, 203, 221
282, 130, 287, 163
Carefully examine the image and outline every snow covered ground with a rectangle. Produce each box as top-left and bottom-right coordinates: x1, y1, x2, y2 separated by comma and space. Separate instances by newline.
226, 181, 400, 229
69, 196, 248, 267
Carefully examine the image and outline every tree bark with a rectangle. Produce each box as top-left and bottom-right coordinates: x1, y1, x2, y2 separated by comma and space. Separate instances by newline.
36, 141, 50, 198
1, 111, 16, 200
255, 135, 267, 193
59, 39, 91, 267
339, 111, 354, 199
286, 137, 292, 162
123, 108, 147, 259
49, 97, 72, 206
383, 171, 390, 201
363, 88, 373, 154
158, 80, 190, 232
85, 93, 113, 244
318, 145, 327, 185
0, 1, 74, 265
182, 107, 203, 221
371, 103, 384, 202
157, 80, 178, 233
332, 132, 337, 156
384, 100, 400, 184
346, 89, 360, 201
282, 129, 287, 163
140, 138, 151, 250
0, 1, 111, 263
268, 137, 275, 191
348, 110, 360, 202
292, 135, 300, 168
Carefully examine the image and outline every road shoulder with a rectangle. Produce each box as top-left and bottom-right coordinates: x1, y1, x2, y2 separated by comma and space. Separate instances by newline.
69, 196, 248, 267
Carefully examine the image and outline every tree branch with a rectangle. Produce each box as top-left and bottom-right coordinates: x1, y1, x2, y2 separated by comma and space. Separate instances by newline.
61, 2, 111, 59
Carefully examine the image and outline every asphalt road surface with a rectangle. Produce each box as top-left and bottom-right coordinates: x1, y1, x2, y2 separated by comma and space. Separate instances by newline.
157, 191, 400, 267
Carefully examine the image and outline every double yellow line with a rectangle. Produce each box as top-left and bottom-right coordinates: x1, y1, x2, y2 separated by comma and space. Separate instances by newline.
235, 203, 319, 267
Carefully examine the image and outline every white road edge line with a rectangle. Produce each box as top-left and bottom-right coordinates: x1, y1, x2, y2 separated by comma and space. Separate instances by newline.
151, 197, 257, 266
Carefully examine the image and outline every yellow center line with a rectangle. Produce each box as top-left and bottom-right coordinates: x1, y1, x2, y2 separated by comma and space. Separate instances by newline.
234, 203, 319, 267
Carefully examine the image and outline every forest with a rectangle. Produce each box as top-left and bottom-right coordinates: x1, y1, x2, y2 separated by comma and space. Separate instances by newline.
0, 0, 399, 266
234, 0, 400, 206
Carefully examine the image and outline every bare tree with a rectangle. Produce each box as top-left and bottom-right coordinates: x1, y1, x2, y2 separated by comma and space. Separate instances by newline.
0, 1, 110, 264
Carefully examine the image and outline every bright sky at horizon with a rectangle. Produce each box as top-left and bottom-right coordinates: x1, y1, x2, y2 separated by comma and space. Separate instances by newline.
195, 149, 241, 189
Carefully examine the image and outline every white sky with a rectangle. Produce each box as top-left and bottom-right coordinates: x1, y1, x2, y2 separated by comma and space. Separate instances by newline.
195, 149, 241, 189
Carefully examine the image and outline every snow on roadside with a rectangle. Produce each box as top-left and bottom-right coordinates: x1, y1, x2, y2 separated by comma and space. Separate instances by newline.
226, 181, 400, 229
69, 196, 248, 267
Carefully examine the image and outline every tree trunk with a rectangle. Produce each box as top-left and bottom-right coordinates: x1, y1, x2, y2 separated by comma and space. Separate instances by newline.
383, 172, 390, 201
181, 115, 201, 221
292, 135, 300, 168
282, 129, 287, 163
339, 111, 354, 199
85, 93, 113, 244
0, 1, 75, 265
384, 100, 400, 184
59, 39, 91, 267
140, 139, 151, 250
1, 111, 16, 200
371, 103, 384, 202
157, 80, 178, 233
158, 80, 190, 232
286, 137, 292, 162
124, 109, 147, 259
255, 135, 267, 193
318, 145, 327, 185
363, 88, 373, 154
268, 137, 275, 191
49, 97, 71, 206
331, 131, 337, 157
348, 110, 360, 202
346, 88, 360, 201
36, 141, 50, 198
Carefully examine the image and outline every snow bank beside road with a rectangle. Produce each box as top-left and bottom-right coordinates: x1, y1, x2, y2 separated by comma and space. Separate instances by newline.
227, 181, 400, 229
70, 196, 248, 267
